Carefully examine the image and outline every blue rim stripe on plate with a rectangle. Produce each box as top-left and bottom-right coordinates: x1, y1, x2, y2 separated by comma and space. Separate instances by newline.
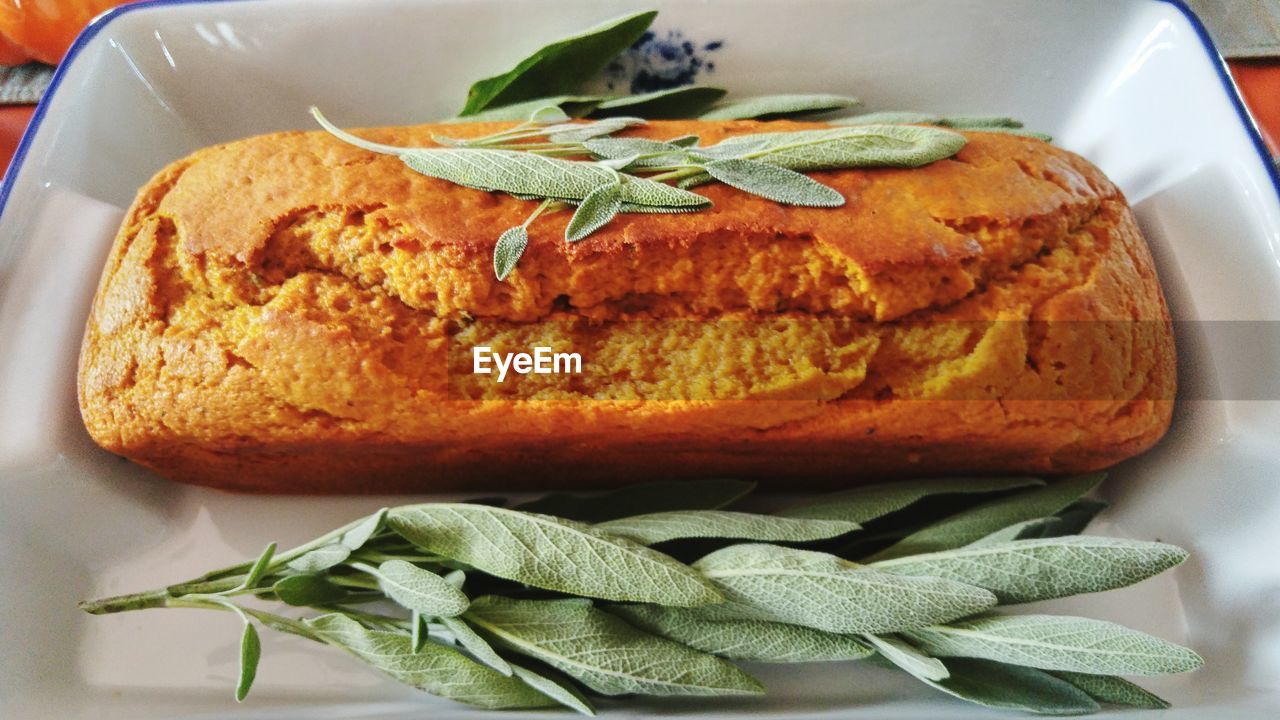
0, 0, 1278, 222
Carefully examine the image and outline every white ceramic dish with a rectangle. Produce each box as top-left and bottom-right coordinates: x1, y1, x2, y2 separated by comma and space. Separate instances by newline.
1, 0, 1278, 717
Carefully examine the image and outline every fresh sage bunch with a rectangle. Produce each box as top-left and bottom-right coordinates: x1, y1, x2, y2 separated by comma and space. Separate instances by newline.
309, 8, 1053, 281
81, 474, 1200, 716
310, 107, 967, 280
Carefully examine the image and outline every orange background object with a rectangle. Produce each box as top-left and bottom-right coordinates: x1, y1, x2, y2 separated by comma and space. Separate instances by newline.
0, 0, 126, 65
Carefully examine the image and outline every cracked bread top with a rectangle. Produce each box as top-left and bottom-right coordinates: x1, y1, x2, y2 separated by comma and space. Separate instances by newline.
155, 120, 1114, 323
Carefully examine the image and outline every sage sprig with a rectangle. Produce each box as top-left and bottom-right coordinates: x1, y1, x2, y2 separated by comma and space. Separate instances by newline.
312, 106, 967, 279
80, 476, 1198, 716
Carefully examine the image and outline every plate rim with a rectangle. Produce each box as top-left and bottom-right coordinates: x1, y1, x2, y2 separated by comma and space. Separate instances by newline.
0, 0, 1277, 224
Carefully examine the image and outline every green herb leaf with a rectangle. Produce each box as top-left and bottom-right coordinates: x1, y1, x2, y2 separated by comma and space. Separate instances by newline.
937, 115, 1023, 129
1046, 671, 1171, 709
272, 573, 349, 606
465, 596, 764, 696
399, 148, 623, 200
918, 658, 1101, 715
836, 111, 944, 125
306, 614, 556, 709
460, 11, 658, 115
964, 127, 1054, 141
510, 663, 597, 716
452, 95, 605, 122
515, 478, 755, 522
387, 504, 722, 606
701, 124, 967, 170
235, 621, 261, 702
863, 633, 949, 681
780, 477, 1044, 524
411, 610, 426, 653
618, 175, 711, 209
701, 93, 858, 120
371, 560, 470, 618
565, 181, 623, 242
591, 86, 728, 119
702, 158, 844, 207
873, 536, 1187, 604
286, 543, 351, 573
596, 510, 858, 545
545, 117, 645, 143
693, 544, 996, 633
441, 615, 514, 676
584, 136, 689, 167
341, 508, 389, 551
906, 614, 1204, 676
865, 474, 1105, 561
611, 604, 874, 663
238, 542, 277, 591
493, 226, 529, 281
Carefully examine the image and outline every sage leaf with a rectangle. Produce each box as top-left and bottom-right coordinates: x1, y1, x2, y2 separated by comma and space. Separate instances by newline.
493, 226, 529, 281
863, 633, 948, 681
465, 596, 764, 696
693, 544, 996, 633
965, 498, 1106, 546
306, 614, 555, 709
836, 110, 944, 125
451, 95, 603, 122
596, 154, 642, 171
460, 11, 657, 115
515, 478, 755, 522
906, 614, 1204, 676
412, 611, 425, 653
399, 148, 620, 200
387, 504, 722, 606
596, 510, 858, 545
701, 93, 858, 120
545, 116, 644, 143
611, 604, 874, 663
584, 136, 689, 168
272, 573, 349, 606
866, 474, 1105, 561
510, 663, 597, 715
565, 181, 623, 242
341, 508, 388, 551
967, 517, 1060, 546
702, 158, 845, 207
937, 115, 1023, 129
1047, 671, 1170, 709
440, 615, 514, 676
780, 476, 1043, 524
443, 568, 467, 589
919, 658, 1101, 715
286, 543, 350, 573
874, 536, 1188, 604
369, 560, 470, 618
668, 134, 701, 147
703, 124, 967, 170
238, 542, 276, 591
618, 176, 710, 209
965, 127, 1055, 141
591, 86, 727, 119
235, 621, 261, 702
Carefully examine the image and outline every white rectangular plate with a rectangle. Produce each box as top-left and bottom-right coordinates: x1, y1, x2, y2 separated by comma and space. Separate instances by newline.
1, 0, 1279, 717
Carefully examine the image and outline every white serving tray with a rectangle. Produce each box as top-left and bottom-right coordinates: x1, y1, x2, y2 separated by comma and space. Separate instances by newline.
1, 0, 1278, 717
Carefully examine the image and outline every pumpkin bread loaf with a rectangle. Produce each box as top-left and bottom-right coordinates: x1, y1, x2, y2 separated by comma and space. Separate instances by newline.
77, 120, 1175, 492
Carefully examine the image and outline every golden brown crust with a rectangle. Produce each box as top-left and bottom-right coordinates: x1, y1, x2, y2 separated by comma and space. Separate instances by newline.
77, 121, 1175, 493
